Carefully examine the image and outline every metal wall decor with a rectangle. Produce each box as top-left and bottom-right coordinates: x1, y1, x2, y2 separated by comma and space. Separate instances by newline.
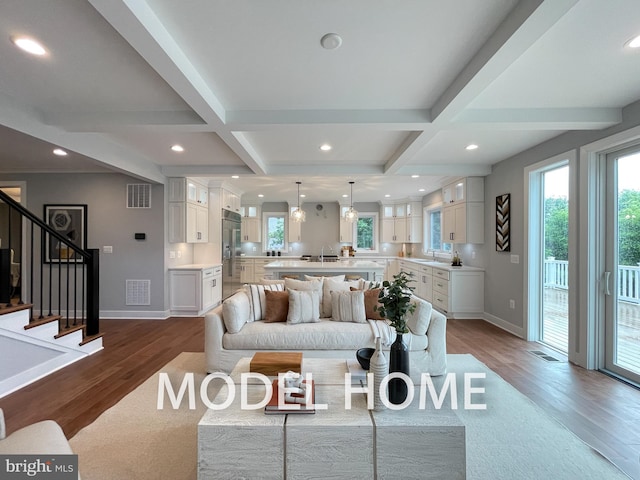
496, 193, 510, 252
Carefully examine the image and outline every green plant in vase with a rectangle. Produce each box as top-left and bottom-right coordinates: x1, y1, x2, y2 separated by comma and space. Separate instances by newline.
375, 271, 416, 404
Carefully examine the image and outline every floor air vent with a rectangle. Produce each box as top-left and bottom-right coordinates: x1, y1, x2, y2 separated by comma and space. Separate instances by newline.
529, 350, 561, 362
126, 280, 150, 306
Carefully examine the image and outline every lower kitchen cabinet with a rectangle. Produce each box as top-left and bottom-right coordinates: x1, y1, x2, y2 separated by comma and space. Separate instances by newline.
169, 265, 222, 316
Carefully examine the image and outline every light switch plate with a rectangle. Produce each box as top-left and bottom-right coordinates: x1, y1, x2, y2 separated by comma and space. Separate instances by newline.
510, 254, 519, 264
103, 246, 113, 254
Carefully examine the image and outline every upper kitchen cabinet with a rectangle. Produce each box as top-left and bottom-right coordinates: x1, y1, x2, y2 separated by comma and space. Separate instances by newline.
442, 177, 484, 244
168, 177, 209, 243
380, 200, 422, 243
339, 204, 354, 243
240, 205, 262, 243
222, 189, 241, 213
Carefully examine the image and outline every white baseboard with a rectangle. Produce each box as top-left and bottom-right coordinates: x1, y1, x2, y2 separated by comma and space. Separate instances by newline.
482, 312, 525, 339
99, 310, 171, 320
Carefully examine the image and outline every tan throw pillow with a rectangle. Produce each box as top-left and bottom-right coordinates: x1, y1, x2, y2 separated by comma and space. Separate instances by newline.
331, 290, 367, 323
351, 287, 386, 321
287, 289, 321, 324
264, 290, 289, 323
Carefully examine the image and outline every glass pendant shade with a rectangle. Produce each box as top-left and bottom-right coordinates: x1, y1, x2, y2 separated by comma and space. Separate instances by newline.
291, 181, 306, 223
344, 181, 358, 222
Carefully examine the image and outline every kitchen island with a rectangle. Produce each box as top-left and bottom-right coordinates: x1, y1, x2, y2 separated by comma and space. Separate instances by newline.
264, 260, 384, 281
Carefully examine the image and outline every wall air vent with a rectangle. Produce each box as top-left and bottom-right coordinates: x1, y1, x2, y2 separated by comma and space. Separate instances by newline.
127, 184, 151, 208
126, 279, 150, 306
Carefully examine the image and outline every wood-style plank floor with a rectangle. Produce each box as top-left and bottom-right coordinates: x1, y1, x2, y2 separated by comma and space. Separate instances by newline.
0, 316, 638, 479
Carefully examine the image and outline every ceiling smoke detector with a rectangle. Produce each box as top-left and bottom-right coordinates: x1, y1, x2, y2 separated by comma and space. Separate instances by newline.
320, 33, 342, 50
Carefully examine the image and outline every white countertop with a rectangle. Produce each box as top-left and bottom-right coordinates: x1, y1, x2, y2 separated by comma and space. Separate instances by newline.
264, 260, 384, 270
168, 263, 221, 270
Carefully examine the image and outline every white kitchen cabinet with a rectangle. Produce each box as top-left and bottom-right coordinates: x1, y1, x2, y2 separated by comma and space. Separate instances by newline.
240, 205, 262, 243
339, 205, 354, 243
239, 258, 255, 284
169, 265, 221, 316
442, 177, 484, 244
222, 189, 241, 213
430, 267, 484, 319
168, 178, 209, 244
406, 201, 423, 243
288, 205, 303, 243
381, 217, 406, 243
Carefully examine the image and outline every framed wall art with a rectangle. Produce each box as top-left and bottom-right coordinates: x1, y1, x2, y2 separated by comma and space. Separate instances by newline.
496, 194, 510, 252
44, 204, 87, 263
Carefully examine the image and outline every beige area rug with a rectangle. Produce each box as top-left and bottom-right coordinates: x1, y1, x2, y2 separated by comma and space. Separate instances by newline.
70, 353, 631, 480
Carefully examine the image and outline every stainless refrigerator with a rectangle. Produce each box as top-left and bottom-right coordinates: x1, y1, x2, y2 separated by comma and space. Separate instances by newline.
222, 210, 242, 299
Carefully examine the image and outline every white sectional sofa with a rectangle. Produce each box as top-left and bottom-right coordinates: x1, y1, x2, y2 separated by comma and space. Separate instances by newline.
204, 281, 448, 375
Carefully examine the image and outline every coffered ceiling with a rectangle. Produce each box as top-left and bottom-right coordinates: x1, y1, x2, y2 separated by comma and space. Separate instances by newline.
1, 0, 639, 203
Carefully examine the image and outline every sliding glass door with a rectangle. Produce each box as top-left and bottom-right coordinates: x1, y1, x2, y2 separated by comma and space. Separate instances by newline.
603, 147, 640, 384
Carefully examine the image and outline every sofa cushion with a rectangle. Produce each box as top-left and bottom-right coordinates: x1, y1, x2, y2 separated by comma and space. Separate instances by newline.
284, 277, 323, 316
287, 289, 321, 324
331, 290, 367, 323
222, 290, 252, 334
322, 278, 361, 318
406, 297, 432, 336
244, 283, 285, 322
264, 290, 289, 323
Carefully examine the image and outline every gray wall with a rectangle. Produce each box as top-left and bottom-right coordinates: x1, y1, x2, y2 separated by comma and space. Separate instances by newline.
0, 172, 166, 317
483, 99, 640, 335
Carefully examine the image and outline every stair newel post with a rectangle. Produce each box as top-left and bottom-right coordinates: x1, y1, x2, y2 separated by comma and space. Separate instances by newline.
85, 248, 100, 336
0, 249, 10, 305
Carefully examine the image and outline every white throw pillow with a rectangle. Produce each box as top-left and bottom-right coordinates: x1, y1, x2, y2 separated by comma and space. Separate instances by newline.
284, 277, 324, 316
243, 283, 285, 322
287, 290, 321, 324
330, 290, 367, 323
222, 290, 252, 334
406, 298, 432, 336
322, 277, 361, 318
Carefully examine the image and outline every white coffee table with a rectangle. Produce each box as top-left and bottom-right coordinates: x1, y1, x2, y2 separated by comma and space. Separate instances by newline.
198, 356, 466, 479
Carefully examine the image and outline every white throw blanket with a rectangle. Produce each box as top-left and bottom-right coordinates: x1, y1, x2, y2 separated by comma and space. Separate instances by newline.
367, 320, 396, 347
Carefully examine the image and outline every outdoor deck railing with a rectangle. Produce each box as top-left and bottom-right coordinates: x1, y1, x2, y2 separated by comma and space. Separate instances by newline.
545, 259, 640, 304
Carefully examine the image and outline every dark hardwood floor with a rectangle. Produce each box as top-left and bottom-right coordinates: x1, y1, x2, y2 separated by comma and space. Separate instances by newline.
1, 316, 639, 478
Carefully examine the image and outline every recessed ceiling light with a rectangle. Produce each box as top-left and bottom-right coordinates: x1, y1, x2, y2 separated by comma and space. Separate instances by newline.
231, 175, 239, 179
12, 36, 47, 56
625, 34, 640, 48
411, 175, 420, 178
171, 144, 184, 152
300, 194, 306, 198
320, 144, 332, 151
320, 33, 342, 50
258, 194, 264, 198
384, 194, 391, 198
466, 144, 479, 150
53, 148, 67, 156
419, 188, 425, 192
342, 194, 349, 198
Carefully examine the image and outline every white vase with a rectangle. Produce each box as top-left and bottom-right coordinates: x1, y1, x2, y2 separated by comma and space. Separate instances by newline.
370, 337, 388, 411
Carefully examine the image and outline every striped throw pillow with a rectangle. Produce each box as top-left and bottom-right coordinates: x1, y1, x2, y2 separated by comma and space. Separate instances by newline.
243, 283, 285, 322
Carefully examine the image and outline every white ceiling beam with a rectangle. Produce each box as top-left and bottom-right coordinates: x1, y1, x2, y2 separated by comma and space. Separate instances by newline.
384, 0, 579, 175
383, 131, 432, 175
395, 164, 492, 177
432, 0, 579, 123
267, 164, 384, 176
0, 93, 165, 183
161, 165, 255, 177
42, 110, 206, 132
226, 109, 432, 130
88, 0, 267, 175
452, 107, 622, 130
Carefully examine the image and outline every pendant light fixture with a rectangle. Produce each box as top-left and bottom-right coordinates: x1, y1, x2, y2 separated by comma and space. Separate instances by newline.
344, 181, 358, 222
291, 181, 306, 223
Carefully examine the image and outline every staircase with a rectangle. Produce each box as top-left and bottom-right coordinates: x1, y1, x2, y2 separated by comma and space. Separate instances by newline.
0, 190, 102, 398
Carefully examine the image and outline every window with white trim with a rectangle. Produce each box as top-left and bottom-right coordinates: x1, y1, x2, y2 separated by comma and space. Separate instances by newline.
353, 213, 378, 253
263, 212, 286, 250
423, 205, 451, 254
